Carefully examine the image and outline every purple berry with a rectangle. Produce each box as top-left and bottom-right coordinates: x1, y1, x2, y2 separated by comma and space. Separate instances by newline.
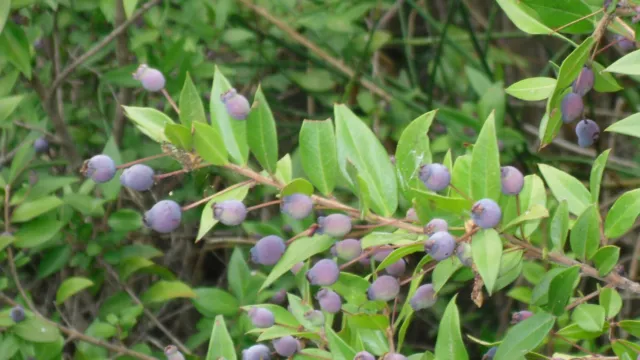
34, 137, 48, 153
483, 347, 497, 360
281, 193, 313, 220
317, 214, 352, 238
221, 88, 251, 120
164, 345, 185, 360
616, 35, 636, 51
316, 288, 342, 313
250, 235, 286, 266
373, 249, 392, 262
307, 259, 340, 286
406, 208, 418, 222
456, 242, 473, 267
354, 351, 375, 360
248, 307, 275, 328
358, 256, 371, 266
331, 239, 362, 261
424, 218, 448, 236
213, 200, 247, 226
471, 199, 502, 229
291, 262, 304, 275
511, 310, 533, 324
304, 310, 325, 326
270, 289, 286, 304
120, 164, 155, 191
425, 231, 456, 261
133, 64, 166, 92
144, 200, 182, 233
419, 163, 451, 192
10, 305, 25, 323
83, 154, 116, 183
410, 284, 437, 310
383, 353, 407, 360
572, 66, 594, 96
575, 119, 600, 148
385, 259, 406, 277
500, 166, 524, 195
367, 275, 400, 302
272, 336, 300, 357
560, 93, 584, 124
242, 344, 271, 360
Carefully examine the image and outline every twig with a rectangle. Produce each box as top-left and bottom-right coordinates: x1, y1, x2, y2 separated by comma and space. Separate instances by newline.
116, 153, 170, 169
565, 286, 609, 311
181, 180, 255, 211
162, 89, 180, 115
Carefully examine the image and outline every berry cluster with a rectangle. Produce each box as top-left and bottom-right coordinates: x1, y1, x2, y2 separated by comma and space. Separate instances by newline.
560, 66, 600, 148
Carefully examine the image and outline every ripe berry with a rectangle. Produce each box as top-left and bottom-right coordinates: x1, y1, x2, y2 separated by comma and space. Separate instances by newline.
272, 336, 300, 357
304, 310, 325, 326
385, 259, 406, 277
471, 199, 502, 229
575, 119, 600, 148
82, 154, 116, 183
500, 166, 524, 195
250, 235, 286, 266
572, 66, 594, 96
133, 64, 166, 92
616, 35, 636, 51
316, 288, 342, 313
331, 239, 362, 261
383, 354, 408, 360
482, 347, 497, 360
242, 344, 271, 360
144, 200, 182, 233
270, 289, 286, 304
120, 164, 155, 191
355, 351, 375, 360
221, 88, 251, 120
281, 193, 314, 219
419, 163, 451, 192
307, 259, 340, 286
424, 218, 448, 236
291, 262, 304, 275
10, 305, 25, 323
456, 242, 473, 267
34, 137, 48, 153
164, 345, 185, 360
406, 208, 418, 222
560, 92, 584, 124
511, 310, 533, 324
425, 231, 456, 261
317, 214, 352, 238
367, 275, 400, 302
213, 200, 247, 226
373, 249, 392, 262
248, 307, 275, 328
410, 284, 437, 310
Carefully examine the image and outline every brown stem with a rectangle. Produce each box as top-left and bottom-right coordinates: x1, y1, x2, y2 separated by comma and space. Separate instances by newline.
549, 8, 603, 34
247, 199, 282, 212
155, 163, 211, 180
448, 184, 473, 202
553, 332, 599, 357
181, 180, 255, 211
400, 264, 437, 286
116, 153, 170, 169
286, 226, 317, 245
162, 88, 180, 115
565, 286, 609, 311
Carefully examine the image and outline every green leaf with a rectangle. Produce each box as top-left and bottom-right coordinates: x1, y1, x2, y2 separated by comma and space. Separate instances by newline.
195, 183, 251, 241
193, 121, 228, 166
8, 135, 35, 182
591, 245, 620, 276
11, 196, 63, 222
123, 106, 175, 142
553, 36, 595, 101
593, 61, 622, 92
605, 188, 640, 238
299, 119, 338, 196
179, 73, 206, 129
13, 318, 60, 343
572, 304, 605, 332
247, 85, 278, 173
141, 280, 196, 303
494, 312, 555, 360
326, 327, 356, 360
242, 304, 300, 328
472, 229, 503, 294
13, 217, 63, 248
375, 244, 423, 274
107, 209, 142, 232
599, 287, 622, 319
0, 0, 9, 34
432, 257, 462, 293
37, 245, 72, 279
478, 84, 506, 128
164, 123, 193, 150
64, 193, 105, 217
0, 22, 31, 78
412, 189, 472, 216
538, 164, 591, 216
335, 104, 397, 216
465, 66, 492, 95
546, 266, 580, 316
261, 235, 334, 291
605, 112, 640, 139
56, 277, 94, 304
470, 113, 500, 201
0, 94, 23, 123
192, 288, 239, 317
434, 295, 468, 360
206, 315, 236, 360
501, 204, 549, 233
613, 339, 640, 359
347, 314, 389, 331
98, 136, 123, 200
569, 204, 600, 261
0, 232, 14, 252
496, 0, 572, 42
117, 256, 154, 280
395, 110, 435, 199
505, 77, 556, 101
209, 65, 249, 164
619, 320, 640, 339
330, 272, 370, 306
605, 49, 640, 75
590, 149, 610, 203
281, 178, 314, 197
289, 69, 337, 92
548, 200, 569, 252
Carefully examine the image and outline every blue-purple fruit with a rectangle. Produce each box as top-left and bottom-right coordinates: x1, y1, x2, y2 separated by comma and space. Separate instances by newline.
250, 235, 286, 266
281, 193, 313, 219
83, 154, 116, 183
213, 200, 247, 226
120, 164, 155, 191
575, 119, 600, 148
307, 259, 340, 286
572, 66, 594, 96
272, 336, 300, 357
316, 288, 342, 313
144, 200, 182, 233
317, 214, 352, 238
331, 239, 362, 261
221, 88, 251, 120
419, 163, 451, 192
560, 92, 584, 124
424, 218, 448, 236
425, 231, 456, 261
410, 284, 437, 310
164, 345, 185, 360
133, 64, 166, 92
248, 307, 275, 328
471, 199, 502, 229
500, 166, 524, 195
242, 344, 271, 360
367, 275, 400, 302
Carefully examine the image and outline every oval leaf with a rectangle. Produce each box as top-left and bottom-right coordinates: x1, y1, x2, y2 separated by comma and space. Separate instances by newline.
434, 295, 469, 360
56, 277, 94, 304
141, 280, 196, 303
472, 229, 503, 294
471, 113, 500, 201
299, 119, 338, 196
247, 85, 278, 173
494, 312, 555, 360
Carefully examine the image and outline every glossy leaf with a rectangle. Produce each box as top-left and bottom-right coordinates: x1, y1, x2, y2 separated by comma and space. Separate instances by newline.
619, 320, 640, 339
123, 106, 175, 143
0, 94, 23, 123
434, 295, 468, 360
569, 204, 600, 261
501, 204, 549, 233
281, 178, 314, 197
395, 110, 435, 199
605, 188, 640, 238
179, 73, 206, 128
0, 0, 9, 34
572, 304, 605, 332
599, 287, 622, 319
108, 209, 142, 232
605, 112, 640, 139
164, 123, 192, 150
326, 327, 356, 360
539, 164, 591, 216
206, 315, 236, 360
591, 246, 620, 276
192, 288, 239, 317
56, 277, 94, 304
141, 280, 196, 303
605, 49, 640, 75
470, 113, 501, 201
193, 121, 228, 166
0, 22, 31, 78
593, 61, 622, 92
432, 257, 462, 293
196, 183, 251, 241
11, 196, 63, 222
494, 312, 555, 360
590, 149, 610, 203
472, 229, 503, 294
546, 266, 580, 316
505, 77, 556, 101
496, 0, 571, 42
299, 119, 338, 195
548, 200, 569, 252
14, 217, 63, 248
13, 318, 61, 343
247, 85, 278, 173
